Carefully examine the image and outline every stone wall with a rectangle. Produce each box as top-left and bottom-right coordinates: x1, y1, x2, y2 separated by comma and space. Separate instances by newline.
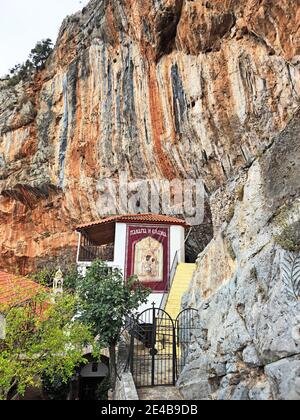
112, 334, 139, 401
177, 111, 300, 400
113, 372, 139, 401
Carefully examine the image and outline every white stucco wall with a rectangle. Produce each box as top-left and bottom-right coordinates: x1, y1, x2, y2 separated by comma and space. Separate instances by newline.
80, 362, 109, 378
138, 293, 166, 313
113, 223, 127, 271
170, 225, 185, 265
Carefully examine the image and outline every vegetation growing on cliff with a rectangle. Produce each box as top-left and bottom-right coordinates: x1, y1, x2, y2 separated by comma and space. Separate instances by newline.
5, 39, 53, 87
274, 222, 300, 253
274, 206, 300, 252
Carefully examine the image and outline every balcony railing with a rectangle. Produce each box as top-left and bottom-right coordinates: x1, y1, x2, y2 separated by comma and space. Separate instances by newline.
78, 242, 114, 263
159, 251, 179, 312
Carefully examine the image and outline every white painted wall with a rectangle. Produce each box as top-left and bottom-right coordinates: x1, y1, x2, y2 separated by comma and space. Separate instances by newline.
113, 223, 127, 272
170, 225, 185, 266
80, 362, 109, 378
138, 293, 166, 313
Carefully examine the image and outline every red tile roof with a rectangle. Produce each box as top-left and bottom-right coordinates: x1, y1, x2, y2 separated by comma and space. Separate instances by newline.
76, 213, 189, 231
0, 271, 44, 309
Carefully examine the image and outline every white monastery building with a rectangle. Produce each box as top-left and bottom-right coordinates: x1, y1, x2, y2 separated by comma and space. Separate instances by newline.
76, 214, 190, 312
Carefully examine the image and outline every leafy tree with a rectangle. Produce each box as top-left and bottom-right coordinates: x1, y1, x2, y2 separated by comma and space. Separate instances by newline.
0, 292, 93, 400
31, 267, 57, 288
77, 260, 151, 389
29, 39, 53, 70
63, 265, 81, 293
7, 39, 53, 86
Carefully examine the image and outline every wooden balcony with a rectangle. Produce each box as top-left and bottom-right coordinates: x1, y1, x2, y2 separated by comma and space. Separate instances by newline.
78, 241, 114, 263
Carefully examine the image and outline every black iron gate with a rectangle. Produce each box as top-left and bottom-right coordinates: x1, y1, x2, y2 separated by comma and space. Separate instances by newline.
129, 306, 197, 387
175, 308, 199, 378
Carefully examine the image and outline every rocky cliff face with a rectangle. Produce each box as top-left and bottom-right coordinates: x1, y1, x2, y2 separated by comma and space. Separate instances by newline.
0, 0, 299, 272
178, 112, 300, 400
0, 0, 300, 398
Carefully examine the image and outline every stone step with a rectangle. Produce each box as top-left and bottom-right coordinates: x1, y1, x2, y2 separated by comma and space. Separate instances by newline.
137, 386, 183, 400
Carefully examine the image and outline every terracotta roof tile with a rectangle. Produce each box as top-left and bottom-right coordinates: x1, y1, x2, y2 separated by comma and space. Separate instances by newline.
76, 213, 189, 231
0, 271, 44, 309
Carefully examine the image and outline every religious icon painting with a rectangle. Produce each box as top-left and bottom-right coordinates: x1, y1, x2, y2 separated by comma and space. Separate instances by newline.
133, 236, 164, 283
126, 225, 170, 292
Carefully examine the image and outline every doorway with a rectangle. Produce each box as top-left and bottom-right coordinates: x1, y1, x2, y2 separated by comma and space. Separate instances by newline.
79, 377, 104, 401
78, 355, 109, 400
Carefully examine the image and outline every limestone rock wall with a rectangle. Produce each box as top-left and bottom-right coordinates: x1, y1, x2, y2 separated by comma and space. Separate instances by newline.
0, 0, 299, 277
178, 111, 300, 400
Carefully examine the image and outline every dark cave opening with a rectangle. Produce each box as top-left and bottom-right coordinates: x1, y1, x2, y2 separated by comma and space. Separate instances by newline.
184, 200, 213, 263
